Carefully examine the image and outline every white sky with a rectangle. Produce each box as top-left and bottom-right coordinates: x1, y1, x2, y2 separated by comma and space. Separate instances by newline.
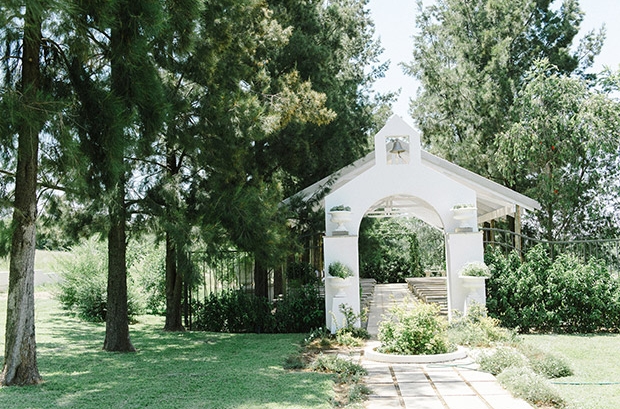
367, 0, 620, 119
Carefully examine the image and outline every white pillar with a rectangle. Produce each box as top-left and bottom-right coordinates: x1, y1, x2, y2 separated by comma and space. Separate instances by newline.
323, 235, 360, 333
445, 231, 485, 319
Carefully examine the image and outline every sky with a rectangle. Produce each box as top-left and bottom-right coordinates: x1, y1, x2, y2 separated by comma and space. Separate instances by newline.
366, 0, 620, 121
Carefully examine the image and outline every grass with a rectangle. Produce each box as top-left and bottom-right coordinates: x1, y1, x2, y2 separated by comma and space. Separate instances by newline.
522, 334, 620, 409
0, 249, 71, 272
0, 295, 335, 409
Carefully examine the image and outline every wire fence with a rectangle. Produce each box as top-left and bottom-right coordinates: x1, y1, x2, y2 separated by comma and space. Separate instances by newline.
192, 235, 325, 302
482, 227, 620, 274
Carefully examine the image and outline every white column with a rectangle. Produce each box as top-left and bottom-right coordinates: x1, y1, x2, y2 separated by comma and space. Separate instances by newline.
323, 235, 360, 333
445, 231, 485, 319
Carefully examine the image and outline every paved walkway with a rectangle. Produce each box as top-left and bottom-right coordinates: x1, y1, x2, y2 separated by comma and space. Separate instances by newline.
360, 283, 533, 409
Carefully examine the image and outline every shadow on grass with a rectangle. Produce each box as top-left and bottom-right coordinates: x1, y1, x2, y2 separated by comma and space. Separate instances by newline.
0, 297, 334, 409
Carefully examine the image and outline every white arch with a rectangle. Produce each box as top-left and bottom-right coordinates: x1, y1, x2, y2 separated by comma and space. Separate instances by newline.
312, 116, 539, 332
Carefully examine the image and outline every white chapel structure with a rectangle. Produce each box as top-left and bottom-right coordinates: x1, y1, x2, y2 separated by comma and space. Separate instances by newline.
292, 115, 540, 331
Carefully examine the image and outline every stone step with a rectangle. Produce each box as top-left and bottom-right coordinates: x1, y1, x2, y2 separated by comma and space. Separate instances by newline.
406, 277, 448, 314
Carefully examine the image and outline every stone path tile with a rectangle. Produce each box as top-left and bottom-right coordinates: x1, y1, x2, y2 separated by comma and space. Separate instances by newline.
361, 284, 535, 409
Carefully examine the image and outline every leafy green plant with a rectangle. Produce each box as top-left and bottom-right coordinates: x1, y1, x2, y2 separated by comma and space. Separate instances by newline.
477, 347, 528, 375
378, 299, 454, 355
310, 354, 367, 383
448, 304, 516, 347
329, 205, 351, 212
451, 203, 475, 210
459, 261, 491, 277
286, 261, 319, 286
497, 366, 566, 408
192, 283, 325, 333
56, 236, 144, 322
328, 261, 353, 279
485, 245, 620, 332
517, 343, 573, 379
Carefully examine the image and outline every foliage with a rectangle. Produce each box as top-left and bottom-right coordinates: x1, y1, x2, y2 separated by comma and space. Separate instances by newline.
56, 237, 148, 322
496, 366, 566, 408
485, 245, 620, 332
517, 343, 573, 379
378, 299, 454, 355
497, 60, 620, 241
477, 347, 529, 375
330, 205, 351, 212
310, 354, 367, 384
192, 284, 325, 333
335, 304, 370, 346
448, 304, 517, 348
406, 0, 599, 180
265, 0, 392, 197
459, 261, 491, 277
286, 261, 320, 286
359, 217, 433, 283
328, 261, 354, 279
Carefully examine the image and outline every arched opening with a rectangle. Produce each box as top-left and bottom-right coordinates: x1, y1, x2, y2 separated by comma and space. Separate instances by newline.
359, 195, 446, 284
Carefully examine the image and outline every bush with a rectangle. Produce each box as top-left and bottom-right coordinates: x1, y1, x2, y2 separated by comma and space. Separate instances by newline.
448, 304, 517, 348
56, 237, 145, 322
477, 347, 528, 375
192, 283, 324, 333
378, 299, 454, 355
517, 343, 573, 379
497, 366, 566, 408
310, 354, 367, 383
486, 245, 620, 332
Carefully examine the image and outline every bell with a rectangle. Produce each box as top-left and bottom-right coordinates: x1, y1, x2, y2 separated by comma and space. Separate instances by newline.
390, 139, 406, 154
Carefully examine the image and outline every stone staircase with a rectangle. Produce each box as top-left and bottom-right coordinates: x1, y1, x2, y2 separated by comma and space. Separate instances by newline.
406, 277, 448, 315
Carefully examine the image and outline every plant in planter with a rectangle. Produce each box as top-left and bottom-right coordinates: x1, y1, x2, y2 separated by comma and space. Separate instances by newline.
327, 261, 354, 297
459, 262, 490, 312
329, 205, 352, 234
328, 261, 354, 279
451, 203, 477, 232
459, 261, 491, 278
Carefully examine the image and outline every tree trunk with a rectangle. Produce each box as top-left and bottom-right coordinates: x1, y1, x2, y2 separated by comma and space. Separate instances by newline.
103, 181, 135, 352
254, 261, 269, 299
164, 232, 184, 331
1, 3, 43, 386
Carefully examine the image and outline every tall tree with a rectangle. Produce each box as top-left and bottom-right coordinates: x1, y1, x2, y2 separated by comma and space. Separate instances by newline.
0, 0, 45, 385
405, 0, 603, 183
497, 60, 620, 241
67, 0, 166, 351
265, 0, 391, 195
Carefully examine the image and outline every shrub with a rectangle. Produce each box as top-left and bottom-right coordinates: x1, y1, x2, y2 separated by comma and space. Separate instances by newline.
476, 347, 528, 375
192, 283, 324, 333
378, 299, 453, 355
485, 245, 620, 332
448, 304, 517, 348
56, 237, 144, 322
310, 354, 367, 383
517, 344, 573, 379
497, 366, 566, 408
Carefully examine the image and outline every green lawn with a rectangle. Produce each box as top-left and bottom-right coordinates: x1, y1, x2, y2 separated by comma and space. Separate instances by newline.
522, 334, 620, 409
0, 249, 71, 272
0, 296, 334, 409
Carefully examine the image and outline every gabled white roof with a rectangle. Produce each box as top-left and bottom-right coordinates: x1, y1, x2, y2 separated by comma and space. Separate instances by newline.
288, 117, 540, 228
